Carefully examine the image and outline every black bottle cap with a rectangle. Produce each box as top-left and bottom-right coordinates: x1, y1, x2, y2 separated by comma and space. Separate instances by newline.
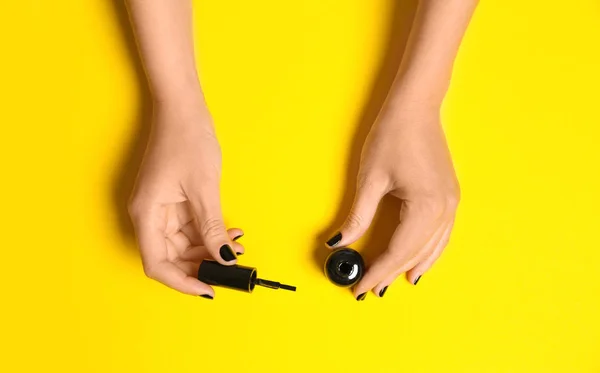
197, 260, 297, 293
324, 248, 365, 287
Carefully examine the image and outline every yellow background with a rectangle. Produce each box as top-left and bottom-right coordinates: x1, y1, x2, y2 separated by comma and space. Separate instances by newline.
2, 0, 599, 372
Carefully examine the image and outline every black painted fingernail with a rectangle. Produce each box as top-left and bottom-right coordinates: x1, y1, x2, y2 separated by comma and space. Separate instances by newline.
219, 244, 237, 262
379, 286, 388, 297
233, 234, 243, 241
199, 294, 213, 300
236, 252, 243, 256
413, 275, 422, 285
356, 292, 366, 301
326, 232, 342, 247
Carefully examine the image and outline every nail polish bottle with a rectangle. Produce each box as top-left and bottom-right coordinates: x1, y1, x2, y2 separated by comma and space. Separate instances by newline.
324, 248, 365, 287
197, 260, 296, 293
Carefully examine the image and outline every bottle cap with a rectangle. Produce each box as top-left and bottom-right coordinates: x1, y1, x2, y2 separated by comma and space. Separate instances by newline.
324, 248, 365, 287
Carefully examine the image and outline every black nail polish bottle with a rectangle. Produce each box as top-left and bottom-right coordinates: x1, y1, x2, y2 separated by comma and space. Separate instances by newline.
197, 260, 296, 293
324, 248, 365, 287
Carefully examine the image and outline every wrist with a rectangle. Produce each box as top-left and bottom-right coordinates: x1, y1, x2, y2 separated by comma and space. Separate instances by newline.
151, 75, 209, 114
152, 89, 214, 131
385, 58, 454, 111
151, 78, 205, 106
382, 88, 443, 121
386, 79, 448, 112
374, 86, 444, 130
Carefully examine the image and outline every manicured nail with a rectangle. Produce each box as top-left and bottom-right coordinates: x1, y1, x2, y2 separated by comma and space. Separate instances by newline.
413, 275, 422, 285
379, 286, 388, 298
233, 234, 243, 241
356, 292, 367, 301
326, 232, 342, 247
236, 252, 243, 256
219, 244, 237, 262
199, 294, 213, 300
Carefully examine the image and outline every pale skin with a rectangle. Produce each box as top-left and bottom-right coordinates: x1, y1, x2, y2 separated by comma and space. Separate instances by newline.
126, 0, 478, 299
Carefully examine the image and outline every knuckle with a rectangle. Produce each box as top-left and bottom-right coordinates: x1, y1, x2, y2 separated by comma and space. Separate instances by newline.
416, 187, 461, 219
200, 217, 225, 241
357, 171, 387, 192
190, 171, 220, 188
382, 249, 404, 268
127, 197, 144, 219
143, 264, 158, 280
439, 236, 451, 249
446, 185, 461, 211
345, 210, 363, 231
416, 195, 447, 219
446, 194, 460, 212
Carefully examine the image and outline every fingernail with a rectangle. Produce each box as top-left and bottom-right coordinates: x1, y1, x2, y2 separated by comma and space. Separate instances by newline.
199, 294, 213, 300
326, 232, 342, 247
356, 292, 366, 301
236, 252, 243, 256
233, 234, 243, 241
219, 244, 237, 262
379, 286, 388, 298
413, 275, 422, 285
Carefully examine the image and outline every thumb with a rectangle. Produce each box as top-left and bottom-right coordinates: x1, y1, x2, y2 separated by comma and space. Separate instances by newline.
189, 188, 237, 265
326, 176, 386, 249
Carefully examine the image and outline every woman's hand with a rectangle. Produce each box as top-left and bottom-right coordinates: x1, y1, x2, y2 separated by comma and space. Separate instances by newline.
128, 102, 243, 297
325, 0, 476, 300
326, 103, 460, 299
